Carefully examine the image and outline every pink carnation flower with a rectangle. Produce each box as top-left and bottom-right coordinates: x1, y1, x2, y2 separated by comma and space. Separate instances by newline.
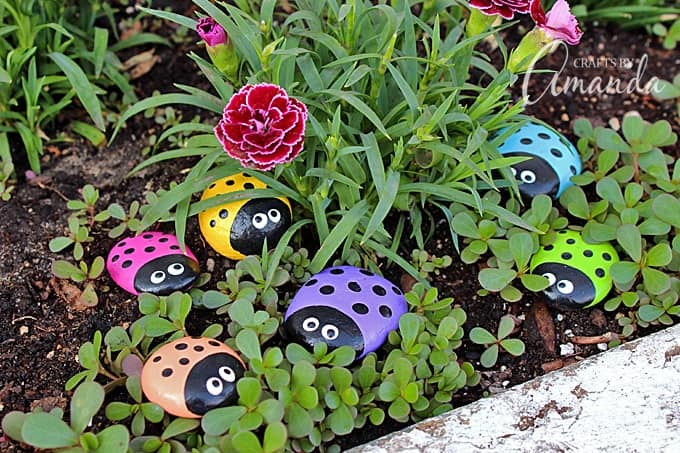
469, 0, 530, 19
530, 0, 583, 45
215, 84, 308, 171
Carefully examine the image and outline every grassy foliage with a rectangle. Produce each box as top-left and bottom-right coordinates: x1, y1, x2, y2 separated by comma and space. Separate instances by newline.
116, 0, 535, 279
0, 0, 167, 175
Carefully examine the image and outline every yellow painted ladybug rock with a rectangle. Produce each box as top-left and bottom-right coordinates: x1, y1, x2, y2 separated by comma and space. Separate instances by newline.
141, 337, 246, 418
198, 173, 292, 260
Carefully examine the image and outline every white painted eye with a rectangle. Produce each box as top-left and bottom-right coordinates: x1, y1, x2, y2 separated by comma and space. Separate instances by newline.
542, 272, 557, 286
268, 209, 281, 223
218, 366, 236, 383
556, 280, 574, 295
150, 271, 166, 284
520, 170, 537, 184
510, 167, 517, 177
321, 324, 339, 340
167, 263, 184, 276
252, 213, 268, 229
302, 317, 319, 332
206, 377, 223, 396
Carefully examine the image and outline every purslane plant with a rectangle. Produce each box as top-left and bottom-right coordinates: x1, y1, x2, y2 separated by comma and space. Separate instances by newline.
113, 0, 554, 280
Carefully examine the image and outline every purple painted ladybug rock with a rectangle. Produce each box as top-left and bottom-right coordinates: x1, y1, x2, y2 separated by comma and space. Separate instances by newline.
283, 266, 408, 358
107, 232, 200, 296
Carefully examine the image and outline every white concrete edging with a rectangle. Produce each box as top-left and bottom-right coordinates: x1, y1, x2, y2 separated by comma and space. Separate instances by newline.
350, 324, 680, 452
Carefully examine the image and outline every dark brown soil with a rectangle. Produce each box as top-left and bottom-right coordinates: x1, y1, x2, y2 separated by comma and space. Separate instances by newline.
1, 16, 678, 452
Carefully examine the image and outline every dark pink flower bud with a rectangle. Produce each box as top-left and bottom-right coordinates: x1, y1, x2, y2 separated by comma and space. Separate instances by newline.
214, 84, 308, 171
196, 17, 228, 47
469, 0, 530, 19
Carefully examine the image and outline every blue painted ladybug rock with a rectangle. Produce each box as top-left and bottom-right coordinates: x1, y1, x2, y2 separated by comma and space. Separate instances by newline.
530, 230, 619, 310
141, 337, 246, 418
106, 232, 200, 296
283, 266, 408, 358
498, 122, 581, 198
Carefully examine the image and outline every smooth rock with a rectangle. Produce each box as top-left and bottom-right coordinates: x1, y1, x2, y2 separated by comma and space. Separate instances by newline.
106, 232, 199, 296
283, 266, 407, 358
530, 230, 619, 309
141, 337, 246, 419
198, 173, 292, 260
498, 122, 581, 198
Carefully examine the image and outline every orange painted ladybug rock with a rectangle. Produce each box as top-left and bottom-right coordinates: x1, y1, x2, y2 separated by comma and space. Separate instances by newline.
141, 337, 246, 418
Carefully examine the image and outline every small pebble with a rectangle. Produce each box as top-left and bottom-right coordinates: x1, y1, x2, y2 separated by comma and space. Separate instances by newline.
206, 258, 215, 273
19, 326, 28, 335
560, 343, 575, 356
597, 343, 608, 351
46, 351, 55, 359
502, 380, 510, 387
608, 118, 620, 131
564, 329, 574, 337
556, 314, 564, 322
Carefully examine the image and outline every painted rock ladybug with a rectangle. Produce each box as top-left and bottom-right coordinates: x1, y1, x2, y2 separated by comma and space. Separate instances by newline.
283, 266, 408, 358
106, 232, 200, 296
141, 337, 246, 418
530, 230, 619, 309
198, 173, 292, 260
498, 122, 582, 199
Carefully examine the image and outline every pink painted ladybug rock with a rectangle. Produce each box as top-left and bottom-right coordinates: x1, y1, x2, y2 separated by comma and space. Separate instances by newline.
283, 266, 408, 358
106, 232, 200, 296
141, 337, 246, 418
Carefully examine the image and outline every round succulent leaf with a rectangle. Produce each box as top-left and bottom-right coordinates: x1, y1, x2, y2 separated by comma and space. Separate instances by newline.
646, 243, 673, 267
500, 338, 526, 356
402, 382, 419, 404
296, 387, 319, 410
642, 267, 671, 295
638, 304, 665, 322
70, 381, 105, 433
265, 368, 290, 392
160, 418, 200, 441
480, 344, 500, 368
232, 430, 262, 453
202, 406, 247, 437
263, 422, 287, 453
237, 377, 262, 409
257, 399, 284, 424
387, 397, 410, 421
610, 261, 640, 285
496, 315, 516, 340
2, 411, 27, 443
452, 212, 480, 238
616, 224, 643, 262
378, 380, 401, 402
130, 410, 145, 437
469, 327, 496, 345
478, 268, 516, 292
368, 408, 385, 425
520, 273, 550, 292
285, 403, 313, 438
328, 403, 354, 435
653, 194, 680, 228
500, 285, 523, 302
21, 413, 78, 449
140, 403, 164, 423
105, 402, 132, 421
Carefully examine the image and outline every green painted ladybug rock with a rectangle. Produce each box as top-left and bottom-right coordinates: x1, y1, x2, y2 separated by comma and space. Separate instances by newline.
530, 230, 619, 309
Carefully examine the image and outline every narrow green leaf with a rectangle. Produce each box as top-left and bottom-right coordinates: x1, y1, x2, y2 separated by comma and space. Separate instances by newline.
48, 52, 104, 130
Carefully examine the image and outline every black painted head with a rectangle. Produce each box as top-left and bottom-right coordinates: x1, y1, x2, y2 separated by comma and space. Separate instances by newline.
134, 255, 200, 295
184, 352, 245, 415
533, 262, 596, 310
283, 305, 364, 355
505, 152, 559, 198
230, 198, 292, 256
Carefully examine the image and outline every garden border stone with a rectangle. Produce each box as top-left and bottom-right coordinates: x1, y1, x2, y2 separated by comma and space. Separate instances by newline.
350, 324, 680, 452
